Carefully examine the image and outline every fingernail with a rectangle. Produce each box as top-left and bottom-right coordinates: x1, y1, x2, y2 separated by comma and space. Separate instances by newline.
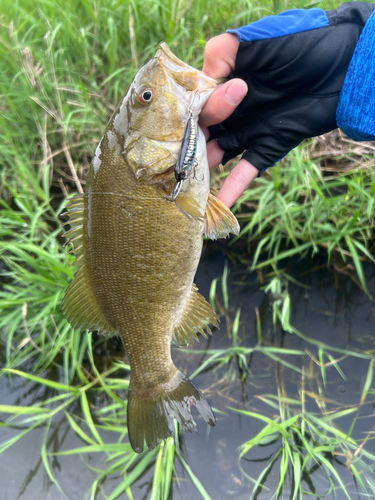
225, 80, 248, 106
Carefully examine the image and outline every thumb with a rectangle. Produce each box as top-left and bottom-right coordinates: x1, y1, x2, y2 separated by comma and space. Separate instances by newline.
202, 33, 239, 79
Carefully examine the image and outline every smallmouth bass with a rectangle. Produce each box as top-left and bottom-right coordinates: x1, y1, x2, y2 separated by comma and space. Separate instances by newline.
61, 44, 239, 453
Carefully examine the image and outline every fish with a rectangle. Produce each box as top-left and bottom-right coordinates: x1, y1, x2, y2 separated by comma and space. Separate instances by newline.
61, 43, 240, 453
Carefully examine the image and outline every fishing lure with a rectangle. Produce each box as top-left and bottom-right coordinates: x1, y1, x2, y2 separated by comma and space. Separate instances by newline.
167, 93, 199, 202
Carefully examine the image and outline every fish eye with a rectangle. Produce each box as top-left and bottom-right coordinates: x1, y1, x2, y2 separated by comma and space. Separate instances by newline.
138, 88, 153, 104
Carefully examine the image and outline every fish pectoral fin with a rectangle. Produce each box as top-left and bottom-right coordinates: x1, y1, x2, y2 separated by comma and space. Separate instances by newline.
127, 370, 215, 453
174, 193, 204, 222
203, 193, 240, 240
172, 284, 219, 347
62, 268, 117, 337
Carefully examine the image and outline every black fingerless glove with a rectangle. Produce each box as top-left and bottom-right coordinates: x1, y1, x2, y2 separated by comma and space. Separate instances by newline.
209, 2, 375, 174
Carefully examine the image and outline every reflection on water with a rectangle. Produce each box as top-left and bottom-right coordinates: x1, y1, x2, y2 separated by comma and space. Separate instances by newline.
1, 242, 375, 499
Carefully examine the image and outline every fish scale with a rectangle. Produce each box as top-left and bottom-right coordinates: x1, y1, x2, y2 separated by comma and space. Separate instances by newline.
87, 182, 200, 383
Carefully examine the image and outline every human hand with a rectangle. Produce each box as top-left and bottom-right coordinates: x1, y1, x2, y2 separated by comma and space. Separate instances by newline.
200, 34, 258, 208
200, 3, 375, 208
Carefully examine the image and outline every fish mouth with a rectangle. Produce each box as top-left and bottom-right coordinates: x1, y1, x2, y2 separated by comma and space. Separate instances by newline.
157, 43, 194, 73
156, 42, 220, 98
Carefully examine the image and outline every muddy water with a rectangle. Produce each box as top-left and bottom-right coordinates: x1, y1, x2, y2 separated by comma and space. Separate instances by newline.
1, 244, 375, 499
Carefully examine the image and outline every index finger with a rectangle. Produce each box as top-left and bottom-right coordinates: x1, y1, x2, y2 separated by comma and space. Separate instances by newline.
202, 33, 239, 78
200, 33, 246, 129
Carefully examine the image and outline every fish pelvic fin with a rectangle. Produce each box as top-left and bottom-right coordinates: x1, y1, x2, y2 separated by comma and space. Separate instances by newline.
203, 193, 240, 240
127, 370, 216, 453
172, 284, 219, 347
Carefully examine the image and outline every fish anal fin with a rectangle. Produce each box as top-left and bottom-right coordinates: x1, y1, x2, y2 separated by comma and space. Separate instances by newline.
172, 284, 218, 347
62, 255, 117, 337
203, 193, 240, 240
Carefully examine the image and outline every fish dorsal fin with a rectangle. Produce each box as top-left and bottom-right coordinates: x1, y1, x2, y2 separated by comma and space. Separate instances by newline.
62, 268, 117, 336
172, 284, 219, 346
174, 193, 204, 222
60, 194, 85, 267
61, 195, 117, 337
203, 193, 240, 240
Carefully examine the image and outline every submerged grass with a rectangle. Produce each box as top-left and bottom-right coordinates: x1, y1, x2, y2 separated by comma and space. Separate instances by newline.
232, 351, 375, 500
1, 0, 375, 498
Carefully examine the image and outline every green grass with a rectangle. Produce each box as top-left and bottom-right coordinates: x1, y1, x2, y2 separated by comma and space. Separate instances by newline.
1, 0, 375, 498
227, 148, 375, 298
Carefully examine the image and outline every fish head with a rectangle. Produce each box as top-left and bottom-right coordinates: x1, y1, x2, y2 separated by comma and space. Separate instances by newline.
111, 43, 219, 180
126, 43, 218, 141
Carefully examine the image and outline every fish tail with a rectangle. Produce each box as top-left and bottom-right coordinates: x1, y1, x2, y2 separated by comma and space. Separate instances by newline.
127, 370, 215, 453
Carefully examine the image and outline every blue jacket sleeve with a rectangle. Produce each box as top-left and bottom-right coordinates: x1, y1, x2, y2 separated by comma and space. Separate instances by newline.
336, 10, 375, 141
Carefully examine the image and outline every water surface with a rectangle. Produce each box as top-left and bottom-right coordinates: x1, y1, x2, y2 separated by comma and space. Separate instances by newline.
1, 244, 375, 499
